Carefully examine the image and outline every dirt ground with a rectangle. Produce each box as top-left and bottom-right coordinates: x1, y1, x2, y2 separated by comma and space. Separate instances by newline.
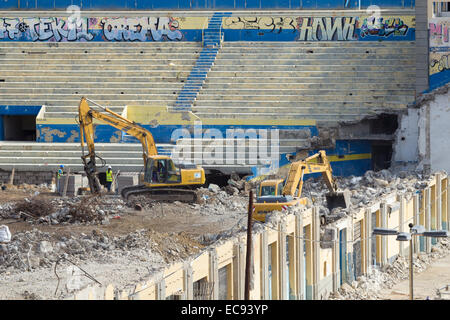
0, 186, 248, 300
2, 190, 244, 239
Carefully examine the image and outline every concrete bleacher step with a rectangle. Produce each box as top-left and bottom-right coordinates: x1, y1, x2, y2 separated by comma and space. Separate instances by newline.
195, 94, 412, 103
201, 76, 413, 84
0, 82, 184, 89
0, 88, 184, 95
0, 142, 257, 174
202, 82, 415, 90
193, 101, 407, 108
207, 70, 415, 78
214, 58, 415, 66
0, 64, 194, 71
0, 41, 201, 119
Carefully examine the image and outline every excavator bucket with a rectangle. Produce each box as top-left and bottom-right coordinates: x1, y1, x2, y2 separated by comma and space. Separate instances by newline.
325, 190, 351, 211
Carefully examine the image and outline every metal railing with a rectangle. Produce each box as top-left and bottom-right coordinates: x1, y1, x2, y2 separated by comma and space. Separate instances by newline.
201, 16, 209, 48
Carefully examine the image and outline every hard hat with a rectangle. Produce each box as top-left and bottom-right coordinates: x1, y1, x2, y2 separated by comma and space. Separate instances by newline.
60, 165, 64, 168
108, 165, 112, 169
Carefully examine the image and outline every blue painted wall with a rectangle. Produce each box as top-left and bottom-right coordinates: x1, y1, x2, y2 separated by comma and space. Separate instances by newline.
0, 0, 414, 10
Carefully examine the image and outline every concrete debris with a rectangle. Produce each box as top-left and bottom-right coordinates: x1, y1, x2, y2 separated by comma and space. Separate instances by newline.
0, 225, 11, 243
1, 195, 127, 225
328, 238, 450, 300
0, 228, 160, 274
208, 183, 221, 193
299, 169, 436, 225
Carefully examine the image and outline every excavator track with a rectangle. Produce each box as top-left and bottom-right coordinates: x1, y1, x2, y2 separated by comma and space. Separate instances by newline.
121, 185, 198, 203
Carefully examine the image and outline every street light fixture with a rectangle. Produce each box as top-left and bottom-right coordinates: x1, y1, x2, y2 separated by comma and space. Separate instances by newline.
396, 232, 411, 241
372, 224, 449, 300
372, 227, 399, 236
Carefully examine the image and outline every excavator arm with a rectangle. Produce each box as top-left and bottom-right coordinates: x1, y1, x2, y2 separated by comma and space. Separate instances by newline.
78, 97, 158, 193
282, 150, 338, 197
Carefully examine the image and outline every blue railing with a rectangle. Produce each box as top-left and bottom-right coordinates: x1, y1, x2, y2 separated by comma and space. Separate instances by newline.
172, 12, 231, 111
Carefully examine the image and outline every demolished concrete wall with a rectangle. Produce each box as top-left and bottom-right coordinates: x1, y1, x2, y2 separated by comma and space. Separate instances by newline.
392, 84, 450, 173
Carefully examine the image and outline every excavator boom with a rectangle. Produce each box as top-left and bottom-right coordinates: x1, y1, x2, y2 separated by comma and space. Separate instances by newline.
78, 97, 205, 201
253, 150, 350, 222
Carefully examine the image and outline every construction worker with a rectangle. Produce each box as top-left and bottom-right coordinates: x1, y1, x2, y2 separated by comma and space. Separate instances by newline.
56, 165, 64, 193
105, 165, 113, 192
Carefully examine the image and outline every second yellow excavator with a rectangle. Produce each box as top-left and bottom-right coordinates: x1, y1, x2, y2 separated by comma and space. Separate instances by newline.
78, 97, 205, 202
252, 150, 350, 222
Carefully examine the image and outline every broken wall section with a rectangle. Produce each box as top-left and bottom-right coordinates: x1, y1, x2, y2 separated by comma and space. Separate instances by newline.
392, 84, 450, 173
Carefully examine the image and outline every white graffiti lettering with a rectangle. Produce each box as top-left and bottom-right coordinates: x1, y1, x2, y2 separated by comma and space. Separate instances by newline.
297, 17, 357, 41
101, 17, 182, 41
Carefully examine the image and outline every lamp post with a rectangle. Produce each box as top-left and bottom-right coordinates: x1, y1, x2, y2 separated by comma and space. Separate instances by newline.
372, 226, 449, 300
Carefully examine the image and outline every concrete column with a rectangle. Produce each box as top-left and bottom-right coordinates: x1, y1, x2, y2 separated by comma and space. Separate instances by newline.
426, 188, 432, 253
209, 248, 219, 300
425, 187, 431, 253
447, 179, 450, 231
364, 209, 372, 274
260, 230, 269, 299
413, 194, 420, 254
436, 173, 442, 230
312, 207, 320, 300
279, 222, 287, 300
380, 203, 387, 266
184, 263, 193, 300
156, 278, 166, 300
232, 242, 245, 300
295, 213, 304, 300
332, 226, 339, 293
399, 195, 405, 256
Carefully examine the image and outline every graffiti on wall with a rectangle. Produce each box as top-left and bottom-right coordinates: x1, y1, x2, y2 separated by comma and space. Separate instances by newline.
429, 20, 450, 48
429, 19, 450, 89
223, 16, 297, 33
223, 15, 414, 41
360, 17, 409, 38
296, 17, 357, 41
0, 16, 183, 41
430, 53, 449, 75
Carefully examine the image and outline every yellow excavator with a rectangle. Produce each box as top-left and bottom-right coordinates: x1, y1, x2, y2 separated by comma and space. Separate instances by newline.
78, 97, 205, 202
252, 150, 350, 222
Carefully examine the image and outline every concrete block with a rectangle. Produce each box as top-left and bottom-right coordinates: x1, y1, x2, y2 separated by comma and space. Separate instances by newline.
117, 175, 139, 194
58, 174, 84, 196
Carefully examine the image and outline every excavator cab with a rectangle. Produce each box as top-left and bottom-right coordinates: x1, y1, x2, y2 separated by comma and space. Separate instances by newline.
144, 156, 181, 184
259, 179, 284, 196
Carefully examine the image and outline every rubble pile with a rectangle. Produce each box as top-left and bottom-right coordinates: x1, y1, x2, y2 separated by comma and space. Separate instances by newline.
329, 238, 450, 300
0, 196, 127, 225
300, 169, 434, 223
194, 185, 248, 217
0, 228, 161, 274
147, 230, 204, 263
11, 198, 54, 220
1, 183, 52, 193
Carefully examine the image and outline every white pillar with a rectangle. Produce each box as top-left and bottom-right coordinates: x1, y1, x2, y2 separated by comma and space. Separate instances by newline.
364, 208, 372, 273
399, 195, 405, 256
436, 173, 442, 230
312, 207, 320, 300
279, 222, 287, 300
413, 194, 420, 254
261, 230, 269, 299
184, 263, 193, 300
209, 248, 219, 300
295, 213, 304, 300
426, 188, 432, 253
380, 202, 387, 266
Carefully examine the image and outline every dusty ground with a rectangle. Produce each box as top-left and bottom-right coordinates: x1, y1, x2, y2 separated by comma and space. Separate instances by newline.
0, 184, 249, 300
